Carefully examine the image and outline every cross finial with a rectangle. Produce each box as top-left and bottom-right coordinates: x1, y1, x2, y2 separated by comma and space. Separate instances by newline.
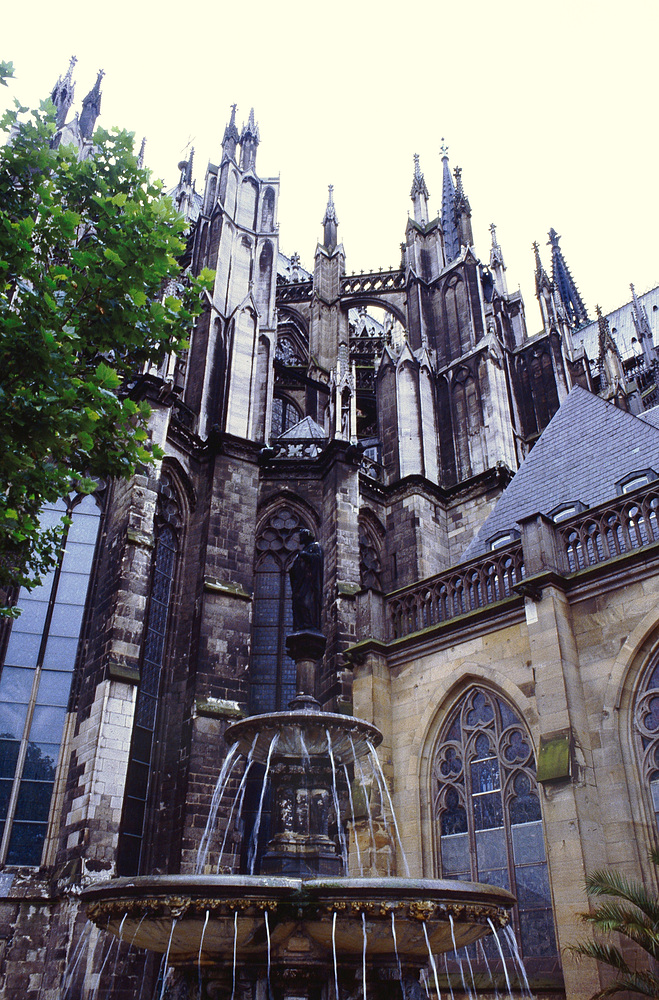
440, 138, 449, 159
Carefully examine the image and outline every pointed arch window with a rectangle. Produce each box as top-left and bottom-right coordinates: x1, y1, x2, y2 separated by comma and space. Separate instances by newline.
251, 507, 311, 713
432, 686, 558, 970
0, 493, 102, 866
117, 473, 182, 876
271, 395, 302, 439
633, 659, 659, 831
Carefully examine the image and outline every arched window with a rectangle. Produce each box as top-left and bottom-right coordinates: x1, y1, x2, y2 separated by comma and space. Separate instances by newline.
251, 507, 312, 713
432, 686, 558, 970
0, 493, 102, 865
117, 473, 182, 876
359, 522, 382, 592
271, 395, 302, 438
633, 659, 659, 831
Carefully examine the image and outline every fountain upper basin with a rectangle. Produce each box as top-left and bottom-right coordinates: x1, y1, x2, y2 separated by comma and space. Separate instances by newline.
224, 709, 382, 765
82, 874, 514, 965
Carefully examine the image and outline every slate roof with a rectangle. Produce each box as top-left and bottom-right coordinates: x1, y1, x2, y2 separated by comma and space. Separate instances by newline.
639, 405, 659, 430
278, 416, 327, 441
462, 385, 659, 560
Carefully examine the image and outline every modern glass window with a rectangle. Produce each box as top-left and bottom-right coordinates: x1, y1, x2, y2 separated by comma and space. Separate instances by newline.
432, 686, 558, 970
250, 507, 309, 714
0, 494, 101, 865
117, 475, 181, 876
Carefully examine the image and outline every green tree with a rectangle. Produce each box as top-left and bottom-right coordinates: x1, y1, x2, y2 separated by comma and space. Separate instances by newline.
573, 849, 659, 998
0, 61, 211, 600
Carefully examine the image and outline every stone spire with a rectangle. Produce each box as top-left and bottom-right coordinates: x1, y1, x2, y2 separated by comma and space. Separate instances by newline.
597, 304, 626, 393
410, 153, 429, 225
630, 283, 655, 359
533, 241, 552, 297
137, 136, 146, 169
489, 223, 507, 295
239, 108, 260, 171
548, 228, 589, 328
322, 185, 339, 252
50, 56, 77, 129
222, 104, 240, 161
533, 240, 555, 332
453, 165, 473, 249
78, 69, 104, 140
440, 139, 460, 263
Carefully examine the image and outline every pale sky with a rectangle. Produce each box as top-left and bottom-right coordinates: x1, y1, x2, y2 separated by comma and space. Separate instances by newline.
4, 0, 658, 333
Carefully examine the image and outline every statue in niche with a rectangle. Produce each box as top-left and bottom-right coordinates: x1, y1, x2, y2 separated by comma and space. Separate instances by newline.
289, 528, 324, 632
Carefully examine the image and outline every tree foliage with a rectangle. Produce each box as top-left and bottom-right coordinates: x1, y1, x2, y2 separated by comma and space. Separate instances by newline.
0, 62, 212, 599
572, 848, 659, 998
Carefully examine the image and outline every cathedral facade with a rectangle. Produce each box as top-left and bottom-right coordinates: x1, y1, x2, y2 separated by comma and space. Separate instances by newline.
2, 68, 659, 999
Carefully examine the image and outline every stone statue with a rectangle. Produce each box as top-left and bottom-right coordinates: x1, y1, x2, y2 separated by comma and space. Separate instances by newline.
289, 528, 323, 632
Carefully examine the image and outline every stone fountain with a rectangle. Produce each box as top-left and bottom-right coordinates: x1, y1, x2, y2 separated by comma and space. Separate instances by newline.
82, 533, 514, 999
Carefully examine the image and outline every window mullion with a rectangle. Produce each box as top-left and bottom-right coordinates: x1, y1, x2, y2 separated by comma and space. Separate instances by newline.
0, 665, 42, 864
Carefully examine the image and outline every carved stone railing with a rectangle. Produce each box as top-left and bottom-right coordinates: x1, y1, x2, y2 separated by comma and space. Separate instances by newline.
271, 440, 326, 460
557, 483, 659, 572
360, 454, 384, 483
341, 270, 406, 296
385, 482, 659, 642
387, 545, 524, 640
276, 280, 313, 304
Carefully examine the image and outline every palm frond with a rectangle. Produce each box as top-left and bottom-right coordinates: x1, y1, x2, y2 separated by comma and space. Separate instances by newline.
583, 900, 659, 957
585, 868, 659, 924
571, 940, 631, 974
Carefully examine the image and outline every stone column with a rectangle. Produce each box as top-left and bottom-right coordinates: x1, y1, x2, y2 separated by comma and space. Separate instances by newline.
519, 512, 603, 999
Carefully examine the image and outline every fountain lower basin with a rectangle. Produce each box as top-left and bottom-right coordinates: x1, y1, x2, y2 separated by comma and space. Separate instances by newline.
82, 873, 514, 966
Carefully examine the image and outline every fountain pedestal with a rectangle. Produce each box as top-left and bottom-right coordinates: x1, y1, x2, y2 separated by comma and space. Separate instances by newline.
81, 622, 516, 999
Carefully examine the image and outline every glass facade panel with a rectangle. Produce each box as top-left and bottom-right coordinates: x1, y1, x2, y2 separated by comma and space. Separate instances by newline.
6, 822, 47, 866
0, 495, 101, 865
118, 484, 181, 877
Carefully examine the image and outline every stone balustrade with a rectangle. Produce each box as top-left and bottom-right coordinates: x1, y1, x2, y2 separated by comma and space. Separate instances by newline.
386, 481, 659, 641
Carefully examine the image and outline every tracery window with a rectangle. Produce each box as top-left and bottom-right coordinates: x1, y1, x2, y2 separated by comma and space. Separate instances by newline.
359, 524, 382, 592
117, 473, 182, 876
633, 659, 659, 830
0, 493, 102, 865
432, 687, 557, 968
271, 395, 302, 438
251, 507, 311, 713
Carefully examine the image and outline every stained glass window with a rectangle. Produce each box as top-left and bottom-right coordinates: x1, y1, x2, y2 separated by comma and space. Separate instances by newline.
633, 659, 659, 831
0, 494, 101, 866
271, 396, 302, 439
432, 686, 558, 969
250, 507, 310, 713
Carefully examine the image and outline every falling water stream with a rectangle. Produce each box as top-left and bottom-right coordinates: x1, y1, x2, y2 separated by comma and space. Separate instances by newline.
361, 911, 368, 1000
367, 740, 411, 876
422, 922, 442, 1000
157, 918, 177, 1000
332, 911, 340, 1000
342, 761, 362, 872
197, 909, 210, 1000
196, 742, 240, 872
504, 924, 533, 997
349, 736, 379, 872
231, 909, 238, 1000
326, 728, 349, 871
391, 910, 403, 983
265, 910, 272, 998
488, 918, 514, 997
449, 913, 472, 1000
248, 734, 278, 874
